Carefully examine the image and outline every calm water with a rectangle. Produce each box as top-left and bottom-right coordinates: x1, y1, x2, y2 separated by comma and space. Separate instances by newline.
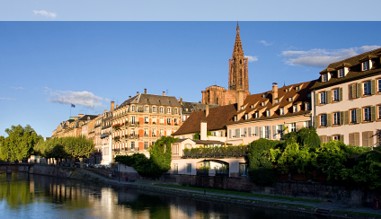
0, 173, 323, 219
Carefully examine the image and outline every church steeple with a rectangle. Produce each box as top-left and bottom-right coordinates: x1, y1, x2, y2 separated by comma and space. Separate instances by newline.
229, 22, 249, 92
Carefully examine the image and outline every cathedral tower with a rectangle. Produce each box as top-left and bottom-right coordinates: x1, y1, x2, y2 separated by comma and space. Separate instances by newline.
228, 23, 249, 92
201, 23, 250, 106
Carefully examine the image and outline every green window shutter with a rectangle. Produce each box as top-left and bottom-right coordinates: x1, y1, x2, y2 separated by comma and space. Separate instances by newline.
327, 91, 332, 104
339, 87, 343, 101
357, 83, 362, 98
371, 106, 376, 121
356, 108, 362, 123
344, 111, 349, 125
314, 116, 319, 128
327, 113, 332, 126
348, 84, 352, 99
371, 80, 376, 95
315, 93, 319, 106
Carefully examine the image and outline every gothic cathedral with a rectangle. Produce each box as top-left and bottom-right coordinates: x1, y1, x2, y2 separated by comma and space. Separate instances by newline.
201, 23, 250, 107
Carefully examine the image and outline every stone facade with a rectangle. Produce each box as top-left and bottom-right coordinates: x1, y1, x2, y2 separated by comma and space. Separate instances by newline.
201, 23, 250, 106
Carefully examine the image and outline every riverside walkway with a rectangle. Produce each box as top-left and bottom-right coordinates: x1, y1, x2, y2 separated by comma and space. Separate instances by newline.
79, 168, 381, 219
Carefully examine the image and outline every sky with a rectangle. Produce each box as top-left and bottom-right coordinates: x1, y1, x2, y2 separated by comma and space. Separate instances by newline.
1, 2, 381, 138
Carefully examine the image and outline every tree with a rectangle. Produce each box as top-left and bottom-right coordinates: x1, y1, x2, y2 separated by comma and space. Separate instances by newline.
247, 138, 280, 185
150, 136, 176, 173
0, 125, 43, 162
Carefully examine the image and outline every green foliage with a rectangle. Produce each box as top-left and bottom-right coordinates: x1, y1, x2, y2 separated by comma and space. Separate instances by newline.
282, 128, 320, 149
193, 133, 200, 140
276, 143, 316, 174
182, 145, 247, 158
150, 136, 176, 173
0, 125, 43, 162
35, 136, 94, 159
116, 136, 176, 178
246, 139, 280, 185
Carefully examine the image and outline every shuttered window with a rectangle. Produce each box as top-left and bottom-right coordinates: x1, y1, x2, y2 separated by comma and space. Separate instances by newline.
362, 131, 374, 147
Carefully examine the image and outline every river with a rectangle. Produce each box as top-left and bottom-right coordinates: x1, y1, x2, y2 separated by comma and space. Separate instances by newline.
0, 172, 323, 219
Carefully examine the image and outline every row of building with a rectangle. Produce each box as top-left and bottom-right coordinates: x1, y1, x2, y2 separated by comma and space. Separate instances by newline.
52, 24, 381, 175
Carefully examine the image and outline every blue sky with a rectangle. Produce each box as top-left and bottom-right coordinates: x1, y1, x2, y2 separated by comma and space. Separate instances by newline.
1, 22, 381, 138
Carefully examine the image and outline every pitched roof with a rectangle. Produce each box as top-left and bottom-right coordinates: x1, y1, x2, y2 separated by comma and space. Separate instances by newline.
173, 104, 237, 135
118, 93, 181, 109
230, 80, 316, 125
313, 47, 381, 90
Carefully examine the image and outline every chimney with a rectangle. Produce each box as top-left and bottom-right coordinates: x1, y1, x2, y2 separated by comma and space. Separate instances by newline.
179, 97, 183, 104
162, 91, 166, 96
200, 121, 207, 141
272, 82, 278, 103
144, 88, 147, 94
137, 91, 140, 95
205, 104, 209, 117
110, 101, 115, 112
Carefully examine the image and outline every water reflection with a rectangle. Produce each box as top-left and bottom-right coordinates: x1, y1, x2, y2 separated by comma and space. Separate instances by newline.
0, 173, 322, 219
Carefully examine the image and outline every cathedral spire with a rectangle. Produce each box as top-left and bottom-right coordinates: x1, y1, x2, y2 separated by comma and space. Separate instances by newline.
232, 22, 244, 57
229, 23, 249, 92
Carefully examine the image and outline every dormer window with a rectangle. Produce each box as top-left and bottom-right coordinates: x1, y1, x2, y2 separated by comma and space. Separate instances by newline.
266, 110, 270, 117
362, 60, 369, 71
322, 73, 328, 82
250, 105, 254, 109
293, 105, 298, 113
233, 115, 238, 121
305, 102, 311, 111
295, 86, 300, 91
288, 97, 293, 102
254, 112, 259, 118
279, 107, 284, 115
244, 114, 249, 120
338, 68, 345, 78
261, 102, 265, 106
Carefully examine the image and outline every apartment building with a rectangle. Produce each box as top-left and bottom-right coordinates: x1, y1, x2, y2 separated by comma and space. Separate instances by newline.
52, 114, 97, 138
312, 48, 381, 147
111, 90, 182, 157
226, 81, 315, 145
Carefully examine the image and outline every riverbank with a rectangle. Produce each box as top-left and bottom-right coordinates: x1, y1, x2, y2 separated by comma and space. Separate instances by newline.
28, 165, 381, 219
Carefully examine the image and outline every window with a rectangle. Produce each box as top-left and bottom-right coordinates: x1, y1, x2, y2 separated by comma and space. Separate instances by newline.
320, 114, 327, 127
144, 129, 148, 137
348, 83, 358, 99
131, 141, 135, 150
235, 129, 240, 138
338, 68, 345, 78
160, 129, 164, 136
186, 163, 192, 174
152, 128, 157, 137
144, 142, 149, 150
290, 123, 296, 132
242, 128, 247, 137
350, 109, 357, 124
320, 91, 327, 104
266, 110, 270, 117
167, 107, 171, 114
131, 105, 135, 112
159, 107, 164, 113
173, 163, 178, 174
144, 117, 149, 124
332, 135, 342, 141
277, 125, 284, 138
364, 106, 372, 122
378, 79, 381, 92
279, 108, 284, 115
322, 73, 328, 82
244, 114, 249, 120
145, 106, 149, 112
152, 106, 157, 113
253, 127, 259, 136
239, 163, 248, 176
362, 60, 369, 71
254, 112, 259, 119
167, 118, 171, 125
292, 105, 298, 113
364, 81, 372, 96
333, 112, 341, 125
174, 108, 178, 114
378, 105, 381, 120
264, 126, 270, 139
131, 116, 136, 124
362, 131, 374, 147
349, 132, 360, 146
333, 88, 340, 102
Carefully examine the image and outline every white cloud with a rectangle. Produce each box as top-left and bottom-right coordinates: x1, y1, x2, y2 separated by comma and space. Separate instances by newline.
259, 40, 272, 46
281, 45, 381, 68
10, 86, 24, 90
33, 10, 57, 19
246, 55, 258, 63
47, 89, 105, 108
